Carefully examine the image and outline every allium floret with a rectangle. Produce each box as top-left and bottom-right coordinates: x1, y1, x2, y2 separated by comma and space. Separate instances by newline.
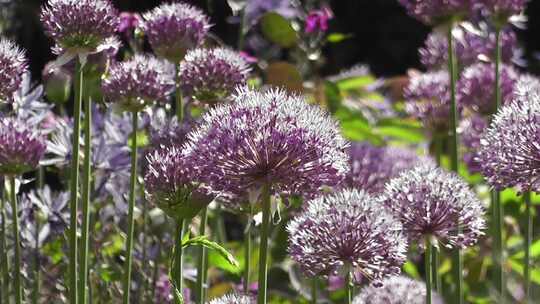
184, 87, 349, 201
476, 0, 528, 21
101, 54, 176, 112
142, 2, 211, 62
207, 293, 253, 304
459, 115, 488, 174
0, 39, 28, 102
381, 164, 486, 249
353, 276, 444, 304
287, 188, 407, 284
398, 0, 472, 25
180, 47, 252, 103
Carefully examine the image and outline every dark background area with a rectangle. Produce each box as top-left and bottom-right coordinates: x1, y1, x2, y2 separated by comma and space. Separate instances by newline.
13, 0, 540, 80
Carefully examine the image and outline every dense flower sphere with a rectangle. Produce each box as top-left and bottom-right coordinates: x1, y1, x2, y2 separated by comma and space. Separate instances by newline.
478, 75, 540, 192
40, 0, 119, 53
180, 47, 252, 104
287, 188, 407, 284
185, 87, 349, 200
101, 54, 175, 112
457, 62, 519, 114
459, 114, 488, 174
398, 0, 472, 25
0, 39, 28, 102
0, 117, 46, 176
404, 70, 451, 132
476, 0, 528, 21
207, 293, 253, 304
149, 112, 191, 149
381, 164, 486, 249
142, 2, 210, 62
353, 276, 444, 304
346, 142, 431, 194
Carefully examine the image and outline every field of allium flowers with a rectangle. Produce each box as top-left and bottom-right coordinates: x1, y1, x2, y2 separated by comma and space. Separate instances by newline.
1, 0, 540, 303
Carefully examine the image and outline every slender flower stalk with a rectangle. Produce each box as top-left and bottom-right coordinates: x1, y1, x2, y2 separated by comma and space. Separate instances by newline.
523, 191, 532, 301
257, 185, 271, 304
32, 216, 41, 304
122, 111, 138, 304
173, 220, 186, 302
0, 190, 8, 304
311, 279, 317, 304
244, 212, 252, 294
9, 177, 22, 304
176, 66, 184, 121
346, 272, 353, 304
196, 207, 208, 302
425, 239, 433, 304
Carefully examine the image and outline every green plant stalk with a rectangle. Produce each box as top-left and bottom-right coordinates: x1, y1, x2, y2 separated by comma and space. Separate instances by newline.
69, 60, 84, 304
173, 219, 186, 302
346, 272, 352, 304
122, 111, 138, 304
524, 191, 532, 302
244, 211, 252, 294
175, 64, 184, 121
447, 23, 463, 304
257, 185, 271, 304
196, 207, 208, 302
237, 6, 247, 50
311, 278, 317, 304
140, 198, 149, 302
79, 96, 92, 304
0, 187, 9, 303
9, 177, 22, 304
425, 239, 433, 304
32, 218, 40, 304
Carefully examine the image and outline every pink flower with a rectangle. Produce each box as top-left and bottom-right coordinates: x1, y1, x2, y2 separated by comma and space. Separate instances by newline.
117, 12, 141, 34
305, 7, 333, 34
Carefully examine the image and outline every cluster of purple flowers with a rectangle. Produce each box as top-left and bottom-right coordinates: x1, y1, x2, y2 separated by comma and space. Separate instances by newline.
353, 276, 444, 304
0, 39, 28, 102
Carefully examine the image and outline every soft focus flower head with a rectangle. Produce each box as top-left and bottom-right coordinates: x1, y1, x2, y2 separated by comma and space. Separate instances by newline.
353, 276, 444, 304
305, 7, 333, 33
459, 114, 488, 174
0, 117, 46, 176
118, 12, 141, 34
0, 38, 28, 102
381, 164, 486, 249
21, 186, 69, 238
40, 0, 119, 53
180, 47, 252, 104
102, 54, 176, 112
207, 293, 254, 304
478, 75, 540, 192
346, 142, 432, 194
142, 2, 211, 62
287, 188, 407, 284
398, 0, 472, 25
245, 0, 297, 26
149, 111, 191, 150
457, 62, 519, 114
476, 0, 528, 22
185, 86, 349, 201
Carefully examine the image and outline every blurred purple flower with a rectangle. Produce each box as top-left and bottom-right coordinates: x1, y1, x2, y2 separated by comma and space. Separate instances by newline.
305, 7, 333, 33
155, 271, 174, 303
353, 276, 444, 304
381, 164, 486, 249
398, 0, 473, 25
207, 293, 254, 304
459, 114, 488, 174
245, 0, 297, 25
476, 0, 528, 20
148, 110, 192, 150
0, 38, 28, 103
287, 188, 407, 285
117, 12, 141, 34
239, 51, 258, 64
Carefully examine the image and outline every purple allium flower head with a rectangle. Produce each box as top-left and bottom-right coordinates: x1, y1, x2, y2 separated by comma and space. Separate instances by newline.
478, 75, 540, 192
117, 12, 141, 34
0, 117, 46, 176
459, 114, 488, 174
180, 48, 252, 103
346, 142, 432, 194
353, 276, 444, 304
149, 111, 191, 149
398, 0, 472, 25
457, 62, 519, 114
207, 293, 253, 304
287, 188, 407, 284
40, 0, 119, 53
305, 7, 333, 34
381, 164, 486, 249
102, 54, 176, 112
404, 70, 452, 132
476, 0, 528, 21
142, 2, 211, 62
420, 25, 519, 69
185, 87, 349, 201
0, 39, 28, 102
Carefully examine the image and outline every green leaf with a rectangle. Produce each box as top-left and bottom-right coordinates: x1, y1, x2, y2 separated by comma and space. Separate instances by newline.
183, 236, 239, 267
374, 118, 425, 143
402, 261, 420, 278
324, 81, 341, 114
260, 12, 298, 48
336, 75, 377, 91
326, 33, 353, 43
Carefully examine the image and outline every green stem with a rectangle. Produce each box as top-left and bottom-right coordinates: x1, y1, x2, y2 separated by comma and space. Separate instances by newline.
425, 239, 433, 304
432, 247, 441, 293
244, 210, 252, 294
69, 60, 84, 304
346, 272, 352, 304
10, 177, 22, 304
173, 220, 186, 302
32, 218, 40, 304
524, 191, 532, 302
257, 185, 271, 304
140, 198, 148, 303
196, 208, 208, 302
447, 23, 462, 304
237, 6, 247, 50
175, 64, 184, 121
79, 96, 92, 304
1, 188, 9, 304
311, 278, 317, 304
122, 111, 138, 304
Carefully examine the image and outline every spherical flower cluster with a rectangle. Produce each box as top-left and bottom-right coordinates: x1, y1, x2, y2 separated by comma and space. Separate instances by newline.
404, 71, 451, 132
457, 62, 519, 114
40, 0, 119, 53
287, 188, 407, 284
420, 26, 519, 69
476, 0, 528, 21
398, 0, 472, 25
478, 75, 540, 192
180, 48, 252, 104
353, 276, 444, 304
0, 117, 46, 176
381, 164, 486, 249
0, 39, 28, 102
207, 293, 253, 304
101, 54, 175, 112
185, 87, 349, 200
149, 113, 191, 150
346, 142, 431, 194
142, 2, 210, 62
459, 115, 488, 173
144, 146, 211, 220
